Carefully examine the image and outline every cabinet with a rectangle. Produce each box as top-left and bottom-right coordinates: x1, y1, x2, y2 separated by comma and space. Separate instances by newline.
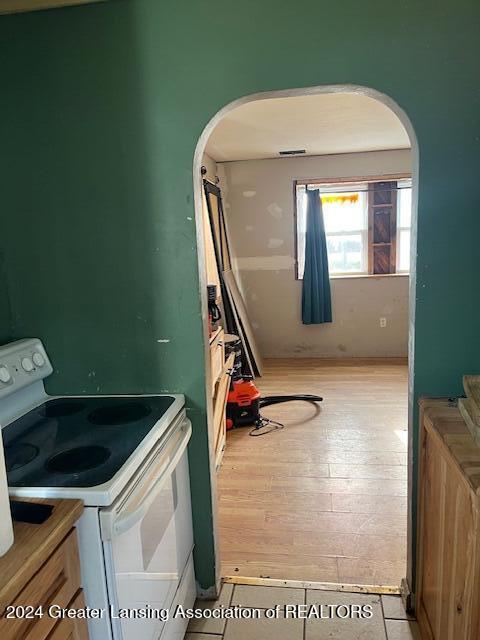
47, 592, 88, 640
0, 499, 87, 640
416, 398, 480, 640
209, 327, 234, 468
212, 353, 234, 469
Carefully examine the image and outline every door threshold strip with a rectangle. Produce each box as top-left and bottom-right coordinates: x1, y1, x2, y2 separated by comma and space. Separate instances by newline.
222, 575, 401, 595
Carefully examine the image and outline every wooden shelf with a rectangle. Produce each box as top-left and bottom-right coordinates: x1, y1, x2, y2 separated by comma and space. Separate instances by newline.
209, 326, 222, 345
213, 353, 234, 470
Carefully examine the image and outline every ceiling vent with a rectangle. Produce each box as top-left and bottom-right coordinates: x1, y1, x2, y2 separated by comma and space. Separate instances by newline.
279, 149, 306, 156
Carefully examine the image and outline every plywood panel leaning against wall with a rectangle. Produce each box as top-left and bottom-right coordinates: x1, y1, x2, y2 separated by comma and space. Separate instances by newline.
223, 270, 263, 376
416, 398, 480, 640
202, 188, 221, 294
203, 178, 262, 377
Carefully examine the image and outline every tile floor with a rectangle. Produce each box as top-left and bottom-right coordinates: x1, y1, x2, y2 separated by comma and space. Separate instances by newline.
218, 359, 409, 585
186, 583, 421, 640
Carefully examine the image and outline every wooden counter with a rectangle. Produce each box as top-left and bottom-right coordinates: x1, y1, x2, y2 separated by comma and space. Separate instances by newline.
0, 498, 86, 640
416, 398, 480, 640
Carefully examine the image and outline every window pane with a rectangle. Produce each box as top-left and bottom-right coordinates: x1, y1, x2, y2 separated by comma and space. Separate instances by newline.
397, 183, 412, 228
296, 186, 307, 234
322, 191, 367, 233
296, 185, 367, 278
326, 234, 363, 273
397, 229, 411, 272
296, 186, 306, 278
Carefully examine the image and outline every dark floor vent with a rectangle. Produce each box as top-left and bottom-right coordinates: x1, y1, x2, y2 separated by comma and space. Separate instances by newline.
279, 149, 306, 156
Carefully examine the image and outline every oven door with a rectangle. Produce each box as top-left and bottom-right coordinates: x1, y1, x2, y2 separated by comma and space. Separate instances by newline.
99, 417, 193, 640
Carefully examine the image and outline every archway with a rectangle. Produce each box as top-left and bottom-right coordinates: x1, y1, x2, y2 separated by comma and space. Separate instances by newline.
193, 84, 419, 595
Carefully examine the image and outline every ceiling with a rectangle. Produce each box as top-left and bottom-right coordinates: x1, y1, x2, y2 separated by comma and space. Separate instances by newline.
205, 92, 411, 162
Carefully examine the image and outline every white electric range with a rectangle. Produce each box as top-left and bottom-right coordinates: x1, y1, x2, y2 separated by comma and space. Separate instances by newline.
0, 338, 196, 640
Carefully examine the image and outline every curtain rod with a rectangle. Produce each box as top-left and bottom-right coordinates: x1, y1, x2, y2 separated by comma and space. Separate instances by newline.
297, 173, 411, 187
303, 184, 412, 193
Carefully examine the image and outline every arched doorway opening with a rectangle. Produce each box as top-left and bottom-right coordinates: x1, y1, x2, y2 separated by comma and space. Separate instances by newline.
193, 84, 419, 594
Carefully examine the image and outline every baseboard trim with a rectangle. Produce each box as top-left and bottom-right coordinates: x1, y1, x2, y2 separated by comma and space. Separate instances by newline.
223, 575, 401, 595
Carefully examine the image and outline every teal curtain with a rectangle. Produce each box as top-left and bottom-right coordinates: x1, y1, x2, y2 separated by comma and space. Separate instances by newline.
301, 189, 332, 324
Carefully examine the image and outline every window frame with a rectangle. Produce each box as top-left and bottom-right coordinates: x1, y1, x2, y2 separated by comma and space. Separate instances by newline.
395, 178, 413, 274
294, 174, 412, 280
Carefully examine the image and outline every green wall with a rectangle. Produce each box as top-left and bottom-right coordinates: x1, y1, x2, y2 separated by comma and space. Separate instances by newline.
1, 0, 479, 591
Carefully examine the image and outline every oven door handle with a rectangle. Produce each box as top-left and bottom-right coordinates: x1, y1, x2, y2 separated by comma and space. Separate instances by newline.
100, 419, 191, 540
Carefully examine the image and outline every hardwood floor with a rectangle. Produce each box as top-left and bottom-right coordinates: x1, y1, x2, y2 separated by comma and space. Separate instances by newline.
217, 358, 408, 586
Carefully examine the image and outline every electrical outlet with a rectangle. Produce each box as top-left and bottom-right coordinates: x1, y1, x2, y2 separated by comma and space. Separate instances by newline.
380, 317, 387, 328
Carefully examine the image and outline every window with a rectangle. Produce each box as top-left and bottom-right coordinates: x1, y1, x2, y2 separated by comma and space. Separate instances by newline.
295, 177, 412, 278
396, 178, 412, 273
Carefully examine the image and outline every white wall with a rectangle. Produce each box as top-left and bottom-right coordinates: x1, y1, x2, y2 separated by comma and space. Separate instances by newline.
218, 149, 412, 358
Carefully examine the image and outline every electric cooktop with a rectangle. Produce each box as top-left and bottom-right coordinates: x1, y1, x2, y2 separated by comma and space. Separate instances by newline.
3, 396, 175, 488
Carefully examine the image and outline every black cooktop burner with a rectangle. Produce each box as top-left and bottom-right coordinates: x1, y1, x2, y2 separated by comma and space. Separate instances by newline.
46, 445, 111, 474
88, 401, 151, 426
3, 395, 176, 488
5, 443, 39, 472
40, 401, 85, 418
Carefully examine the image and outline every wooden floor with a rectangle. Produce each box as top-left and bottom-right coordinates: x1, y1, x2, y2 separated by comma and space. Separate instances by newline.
217, 358, 408, 586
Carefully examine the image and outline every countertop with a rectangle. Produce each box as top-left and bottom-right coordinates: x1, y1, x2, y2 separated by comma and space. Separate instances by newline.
0, 498, 83, 612
421, 397, 480, 496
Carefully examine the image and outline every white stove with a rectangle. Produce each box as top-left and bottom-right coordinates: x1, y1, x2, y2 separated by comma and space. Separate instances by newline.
0, 338, 196, 640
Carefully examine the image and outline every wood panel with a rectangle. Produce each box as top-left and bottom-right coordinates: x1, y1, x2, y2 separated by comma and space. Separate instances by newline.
0, 499, 83, 613
223, 270, 263, 376
373, 244, 392, 275
416, 398, 480, 640
373, 208, 394, 244
210, 327, 225, 393
368, 181, 397, 275
1, 531, 81, 640
47, 591, 89, 640
204, 181, 231, 272
203, 180, 258, 377
213, 353, 235, 468
202, 188, 221, 293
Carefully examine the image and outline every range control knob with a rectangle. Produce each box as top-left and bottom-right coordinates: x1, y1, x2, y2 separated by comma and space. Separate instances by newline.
21, 357, 34, 372
0, 365, 11, 384
32, 352, 45, 367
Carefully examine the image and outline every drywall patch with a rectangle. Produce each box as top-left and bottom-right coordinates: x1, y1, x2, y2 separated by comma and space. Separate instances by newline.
243, 190, 256, 198
245, 225, 254, 232
267, 203, 283, 219
267, 238, 284, 249
236, 255, 293, 271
